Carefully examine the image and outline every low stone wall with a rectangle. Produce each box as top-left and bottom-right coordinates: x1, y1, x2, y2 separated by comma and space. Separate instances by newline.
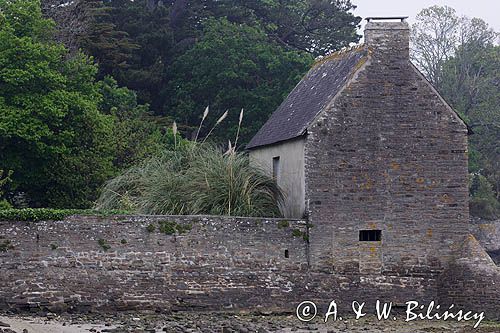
0, 215, 309, 312
0, 215, 498, 319
0, 215, 441, 314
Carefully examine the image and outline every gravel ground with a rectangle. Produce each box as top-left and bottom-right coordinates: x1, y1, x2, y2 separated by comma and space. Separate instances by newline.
1, 312, 499, 333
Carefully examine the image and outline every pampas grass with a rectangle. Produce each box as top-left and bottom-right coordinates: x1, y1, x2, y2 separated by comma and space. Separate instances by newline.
234, 108, 244, 149
201, 110, 228, 144
195, 106, 209, 142
95, 144, 283, 217
96, 105, 282, 217
172, 121, 178, 148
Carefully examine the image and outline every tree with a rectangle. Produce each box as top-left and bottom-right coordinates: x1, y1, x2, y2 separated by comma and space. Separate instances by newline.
42, 0, 360, 118
98, 76, 172, 169
0, 0, 115, 208
78, 0, 139, 79
214, 0, 361, 56
164, 18, 314, 145
41, 0, 139, 75
469, 174, 499, 219
410, 5, 497, 89
41, 0, 88, 53
101, 0, 175, 109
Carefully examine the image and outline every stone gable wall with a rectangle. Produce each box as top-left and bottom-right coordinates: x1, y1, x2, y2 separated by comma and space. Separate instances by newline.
304, 30, 469, 274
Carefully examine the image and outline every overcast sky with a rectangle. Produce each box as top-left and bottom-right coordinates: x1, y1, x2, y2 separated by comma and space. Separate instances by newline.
351, 0, 500, 33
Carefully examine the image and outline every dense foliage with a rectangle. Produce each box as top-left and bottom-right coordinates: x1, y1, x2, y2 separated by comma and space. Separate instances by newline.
0, 170, 12, 209
95, 144, 284, 217
42, 0, 359, 143
0, 0, 114, 207
444, 45, 500, 218
0, 0, 171, 208
0, 208, 130, 222
165, 18, 314, 143
1, 0, 358, 210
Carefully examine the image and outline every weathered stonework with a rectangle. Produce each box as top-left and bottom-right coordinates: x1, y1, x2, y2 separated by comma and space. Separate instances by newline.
305, 21, 470, 276
0, 215, 441, 314
0, 215, 498, 319
0, 215, 307, 312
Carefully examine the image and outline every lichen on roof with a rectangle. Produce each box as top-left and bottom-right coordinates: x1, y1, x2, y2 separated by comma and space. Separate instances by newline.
312, 44, 366, 69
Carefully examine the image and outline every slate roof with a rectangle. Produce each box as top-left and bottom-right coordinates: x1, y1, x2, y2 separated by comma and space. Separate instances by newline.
247, 46, 369, 149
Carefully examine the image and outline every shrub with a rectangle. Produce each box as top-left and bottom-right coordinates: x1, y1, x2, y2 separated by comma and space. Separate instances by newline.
0, 208, 130, 221
158, 221, 192, 235
469, 174, 499, 220
278, 220, 289, 229
95, 144, 283, 217
0, 200, 12, 210
0, 240, 14, 252
0, 170, 13, 210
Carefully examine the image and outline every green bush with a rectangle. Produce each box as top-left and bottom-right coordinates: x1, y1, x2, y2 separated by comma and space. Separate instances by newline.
158, 221, 192, 235
470, 198, 499, 220
0, 240, 14, 252
0, 200, 12, 210
0, 170, 13, 209
0, 208, 130, 221
95, 144, 283, 217
469, 174, 499, 220
97, 239, 111, 251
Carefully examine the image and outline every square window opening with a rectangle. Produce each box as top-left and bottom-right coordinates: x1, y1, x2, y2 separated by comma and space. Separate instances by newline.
359, 230, 381, 242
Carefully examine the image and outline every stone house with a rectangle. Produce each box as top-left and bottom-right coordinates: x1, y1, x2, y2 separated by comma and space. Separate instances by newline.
1, 17, 499, 320
247, 18, 471, 273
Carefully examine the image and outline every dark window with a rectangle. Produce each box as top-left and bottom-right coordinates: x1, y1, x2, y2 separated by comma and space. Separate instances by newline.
359, 230, 381, 241
284, 249, 289, 258
272, 156, 280, 179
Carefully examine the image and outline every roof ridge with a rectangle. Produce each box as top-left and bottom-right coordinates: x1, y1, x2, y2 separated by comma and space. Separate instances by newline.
311, 44, 366, 69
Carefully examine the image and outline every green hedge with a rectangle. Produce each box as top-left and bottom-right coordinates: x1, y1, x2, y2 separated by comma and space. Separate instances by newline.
0, 208, 130, 222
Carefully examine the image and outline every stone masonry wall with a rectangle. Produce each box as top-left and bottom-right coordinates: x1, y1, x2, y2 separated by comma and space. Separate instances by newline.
438, 235, 500, 320
305, 22, 470, 275
0, 215, 307, 312
0, 215, 442, 314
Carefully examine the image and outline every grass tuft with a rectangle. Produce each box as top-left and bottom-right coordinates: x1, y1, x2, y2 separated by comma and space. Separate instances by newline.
95, 144, 283, 217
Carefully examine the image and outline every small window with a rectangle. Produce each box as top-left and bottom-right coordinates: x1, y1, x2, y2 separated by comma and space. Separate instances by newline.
284, 249, 289, 258
359, 230, 381, 241
272, 156, 280, 179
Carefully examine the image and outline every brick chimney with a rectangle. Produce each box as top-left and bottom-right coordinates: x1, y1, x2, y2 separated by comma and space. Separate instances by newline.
364, 17, 410, 60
